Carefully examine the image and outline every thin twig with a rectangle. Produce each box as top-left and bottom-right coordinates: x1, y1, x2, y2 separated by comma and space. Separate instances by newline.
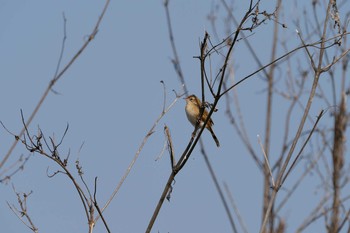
220, 32, 350, 98
146, 3, 260, 232
223, 80, 262, 169
0, 0, 111, 170
164, 125, 175, 168
0, 154, 31, 183
260, 2, 336, 232
16, 115, 91, 222
200, 140, 238, 233
223, 182, 249, 233
258, 135, 275, 187
7, 185, 38, 233
281, 109, 325, 185
98, 93, 182, 221
275, 146, 325, 213
93, 177, 111, 233
164, 0, 188, 95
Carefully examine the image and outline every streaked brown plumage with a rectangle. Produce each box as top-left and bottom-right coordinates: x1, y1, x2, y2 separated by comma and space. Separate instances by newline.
185, 94, 220, 147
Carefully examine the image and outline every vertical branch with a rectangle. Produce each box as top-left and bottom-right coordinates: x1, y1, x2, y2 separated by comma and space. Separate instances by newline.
262, 2, 281, 231
258, 135, 275, 187
164, 125, 176, 168
330, 92, 346, 232
146, 44, 212, 233
146, 10, 244, 229
260, 1, 334, 232
200, 32, 210, 102
164, 0, 188, 95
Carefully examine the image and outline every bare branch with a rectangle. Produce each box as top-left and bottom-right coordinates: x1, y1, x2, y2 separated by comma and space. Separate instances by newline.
200, 140, 238, 233
7, 186, 38, 233
281, 109, 325, 185
0, 0, 111, 170
164, 125, 176, 168
223, 182, 249, 233
93, 177, 111, 233
258, 135, 275, 187
98, 93, 183, 220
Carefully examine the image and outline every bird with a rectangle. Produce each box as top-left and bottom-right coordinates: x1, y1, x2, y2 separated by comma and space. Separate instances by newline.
184, 94, 220, 147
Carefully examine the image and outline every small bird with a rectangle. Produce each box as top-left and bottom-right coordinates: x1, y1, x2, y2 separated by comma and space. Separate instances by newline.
184, 94, 220, 147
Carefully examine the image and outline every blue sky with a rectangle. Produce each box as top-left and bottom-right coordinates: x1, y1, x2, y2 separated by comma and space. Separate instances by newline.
1, 1, 349, 233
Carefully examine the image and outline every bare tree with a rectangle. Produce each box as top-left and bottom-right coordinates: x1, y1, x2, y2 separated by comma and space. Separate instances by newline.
1, 0, 350, 233
150, 0, 350, 233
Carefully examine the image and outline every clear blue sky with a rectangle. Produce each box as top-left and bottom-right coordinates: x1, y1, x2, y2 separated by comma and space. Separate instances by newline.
1, 1, 349, 233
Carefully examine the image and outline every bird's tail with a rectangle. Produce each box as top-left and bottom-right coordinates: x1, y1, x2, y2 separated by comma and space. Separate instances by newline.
208, 127, 220, 147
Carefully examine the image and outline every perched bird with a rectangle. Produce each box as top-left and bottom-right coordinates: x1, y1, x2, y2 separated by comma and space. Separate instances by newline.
184, 94, 220, 147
